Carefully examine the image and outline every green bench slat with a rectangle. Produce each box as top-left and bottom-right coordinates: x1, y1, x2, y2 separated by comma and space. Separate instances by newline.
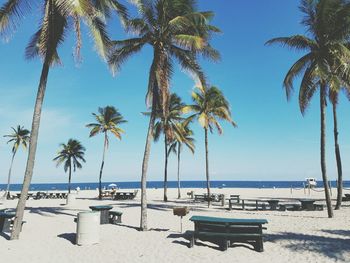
194, 231, 262, 238
190, 216, 268, 224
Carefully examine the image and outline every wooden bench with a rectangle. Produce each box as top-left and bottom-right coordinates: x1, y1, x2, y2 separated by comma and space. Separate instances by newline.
188, 216, 268, 251
109, 211, 123, 224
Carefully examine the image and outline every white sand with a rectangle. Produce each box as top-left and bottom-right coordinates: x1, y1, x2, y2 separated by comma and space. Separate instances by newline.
0, 187, 349, 263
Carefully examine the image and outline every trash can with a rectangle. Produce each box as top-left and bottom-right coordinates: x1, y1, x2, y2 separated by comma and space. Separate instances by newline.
76, 211, 100, 246
66, 193, 77, 206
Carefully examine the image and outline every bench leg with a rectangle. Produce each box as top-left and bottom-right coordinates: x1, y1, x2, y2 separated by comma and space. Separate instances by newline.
254, 238, 264, 252
116, 215, 122, 223
221, 239, 229, 251
189, 234, 195, 248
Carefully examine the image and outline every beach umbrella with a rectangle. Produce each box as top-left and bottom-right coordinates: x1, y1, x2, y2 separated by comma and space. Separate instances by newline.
108, 183, 117, 188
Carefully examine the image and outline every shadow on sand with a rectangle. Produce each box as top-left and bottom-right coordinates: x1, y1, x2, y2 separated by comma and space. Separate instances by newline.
267, 232, 350, 261
25, 206, 84, 217
57, 233, 75, 244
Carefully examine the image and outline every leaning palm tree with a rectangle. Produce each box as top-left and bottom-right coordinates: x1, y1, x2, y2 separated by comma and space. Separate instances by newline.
0, 0, 128, 240
266, 0, 350, 218
3, 126, 30, 199
152, 93, 186, 202
184, 85, 236, 207
168, 121, 195, 199
53, 139, 86, 194
86, 106, 126, 200
108, 0, 220, 230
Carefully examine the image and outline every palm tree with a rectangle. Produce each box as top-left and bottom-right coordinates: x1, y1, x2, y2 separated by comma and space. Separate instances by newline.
329, 90, 345, 210
151, 93, 186, 202
3, 126, 30, 199
0, 0, 128, 240
266, 0, 350, 218
184, 85, 236, 207
108, 0, 220, 231
86, 106, 126, 200
168, 121, 195, 199
53, 139, 86, 194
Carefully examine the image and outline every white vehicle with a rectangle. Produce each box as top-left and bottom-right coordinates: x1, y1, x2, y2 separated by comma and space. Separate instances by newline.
305, 178, 317, 188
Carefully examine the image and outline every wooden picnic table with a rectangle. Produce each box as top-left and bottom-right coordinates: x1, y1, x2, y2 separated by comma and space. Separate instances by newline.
299, 199, 320, 211
188, 215, 268, 251
89, 205, 113, 224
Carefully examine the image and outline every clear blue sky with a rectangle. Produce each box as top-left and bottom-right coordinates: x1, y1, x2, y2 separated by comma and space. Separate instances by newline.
0, 0, 350, 184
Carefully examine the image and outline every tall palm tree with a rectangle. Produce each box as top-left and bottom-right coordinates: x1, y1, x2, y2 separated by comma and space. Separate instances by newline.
329, 89, 345, 210
168, 121, 195, 199
53, 139, 86, 194
108, 0, 220, 230
0, 0, 127, 239
86, 106, 126, 200
3, 126, 30, 199
0, 0, 128, 240
152, 93, 185, 202
184, 85, 236, 207
266, 0, 350, 218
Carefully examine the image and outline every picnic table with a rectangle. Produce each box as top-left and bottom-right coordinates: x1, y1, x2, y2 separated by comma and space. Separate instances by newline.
89, 205, 113, 224
299, 199, 321, 211
113, 191, 138, 200
188, 215, 268, 251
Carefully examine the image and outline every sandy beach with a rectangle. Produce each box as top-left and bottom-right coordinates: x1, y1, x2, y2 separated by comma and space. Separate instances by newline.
0, 187, 349, 263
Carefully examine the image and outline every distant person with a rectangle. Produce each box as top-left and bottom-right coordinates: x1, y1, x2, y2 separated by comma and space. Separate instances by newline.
76, 186, 80, 193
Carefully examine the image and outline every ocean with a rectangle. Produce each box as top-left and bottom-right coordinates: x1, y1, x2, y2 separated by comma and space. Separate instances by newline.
1, 180, 350, 191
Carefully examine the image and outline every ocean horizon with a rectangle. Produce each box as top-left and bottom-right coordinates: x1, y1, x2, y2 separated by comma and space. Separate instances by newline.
1, 180, 350, 191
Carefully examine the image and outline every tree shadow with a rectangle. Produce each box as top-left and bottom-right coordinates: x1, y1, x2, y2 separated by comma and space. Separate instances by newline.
57, 233, 75, 244
25, 206, 83, 217
321, 229, 350, 237
267, 232, 350, 261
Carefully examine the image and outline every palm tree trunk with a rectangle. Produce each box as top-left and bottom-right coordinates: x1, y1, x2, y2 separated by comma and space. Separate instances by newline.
320, 83, 333, 218
163, 133, 168, 202
98, 132, 108, 200
177, 143, 181, 199
204, 128, 211, 207
333, 103, 343, 210
4, 152, 16, 199
140, 111, 156, 231
11, 60, 50, 240
68, 159, 72, 194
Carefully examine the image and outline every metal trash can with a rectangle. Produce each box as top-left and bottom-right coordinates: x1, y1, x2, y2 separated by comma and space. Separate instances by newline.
66, 193, 77, 206
76, 211, 100, 245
